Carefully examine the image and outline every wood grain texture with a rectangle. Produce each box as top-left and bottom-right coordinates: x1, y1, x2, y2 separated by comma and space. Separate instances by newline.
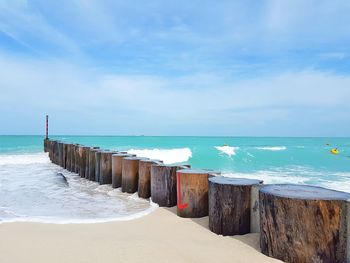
122, 157, 147, 193
111, 154, 135, 188
260, 184, 350, 263
150, 164, 189, 207
208, 177, 262, 236
176, 169, 213, 218
138, 159, 163, 199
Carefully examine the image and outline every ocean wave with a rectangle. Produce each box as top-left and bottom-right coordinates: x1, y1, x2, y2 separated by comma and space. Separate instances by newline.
0, 153, 50, 165
222, 171, 350, 193
255, 146, 287, 151
215, 146, 238, 157
0, 202, 158, 224
127, 148, 192, 164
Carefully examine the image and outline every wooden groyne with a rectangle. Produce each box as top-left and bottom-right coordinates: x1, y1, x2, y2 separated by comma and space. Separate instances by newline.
44, 138, 350, 263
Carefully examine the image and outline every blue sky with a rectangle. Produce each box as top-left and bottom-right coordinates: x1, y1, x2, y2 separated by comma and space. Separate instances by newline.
0, 0, 350, 136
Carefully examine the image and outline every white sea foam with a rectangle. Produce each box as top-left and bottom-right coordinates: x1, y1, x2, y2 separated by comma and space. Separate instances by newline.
0, 153, 158, 224
215, 146, 238, 157
222, 170, 350, 193
127, 148, 192, 164
0, 153, 50, 165
255, 146, 287, 151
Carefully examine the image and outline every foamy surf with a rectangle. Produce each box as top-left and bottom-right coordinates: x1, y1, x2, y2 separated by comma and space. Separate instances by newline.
215, 146, 238, 157
0, 153, 158, 224
255, 146, 287, 151
127, 148, 192, 164
0, 153, 50, 165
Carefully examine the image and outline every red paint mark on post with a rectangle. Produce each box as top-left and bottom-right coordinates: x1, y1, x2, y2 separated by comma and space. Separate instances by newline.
177, 171, 188, 209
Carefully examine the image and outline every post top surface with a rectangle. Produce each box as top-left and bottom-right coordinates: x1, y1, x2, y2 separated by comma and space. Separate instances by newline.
140, 159, 163, 164
123, 156, 149, 161
260, 184, 350, 200
112, 153, 134, 157
177, 169, 220, 175
209, 176, 263, 186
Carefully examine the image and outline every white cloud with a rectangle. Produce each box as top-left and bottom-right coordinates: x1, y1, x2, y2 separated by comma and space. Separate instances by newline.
0, 52, 349, 135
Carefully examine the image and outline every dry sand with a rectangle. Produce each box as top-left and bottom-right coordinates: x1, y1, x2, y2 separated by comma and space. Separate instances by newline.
0, 207, 282, 263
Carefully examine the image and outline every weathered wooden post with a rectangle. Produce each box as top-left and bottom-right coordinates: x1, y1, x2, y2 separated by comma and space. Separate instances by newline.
58, 142, 64, 167
71, 144, 78, 173
138, 159, 163, 199
48, 140, 53, 160
122, 157, 148, 193
100, 151, 118, 185
150, 164, 189, 207
111, 153, 135, 188
66, 144, 73, 171
78, 146, 89, 177
208, 177, 263, 236
74, 144, 81, 174
95, 150, 103, 182
176, 169, 219, 218
87, 147, 100, 181
54, 141, 59, 165
260, 184, 350, 263
62, 143, 68, 169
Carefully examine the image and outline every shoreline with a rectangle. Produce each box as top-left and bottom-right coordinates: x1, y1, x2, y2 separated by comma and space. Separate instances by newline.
0, 207, 282, 263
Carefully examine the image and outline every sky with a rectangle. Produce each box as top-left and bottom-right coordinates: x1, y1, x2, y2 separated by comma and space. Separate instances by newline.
0, 0, 350, 136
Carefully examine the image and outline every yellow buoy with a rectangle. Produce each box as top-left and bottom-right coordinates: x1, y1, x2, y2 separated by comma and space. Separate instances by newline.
331, 148, 339, 155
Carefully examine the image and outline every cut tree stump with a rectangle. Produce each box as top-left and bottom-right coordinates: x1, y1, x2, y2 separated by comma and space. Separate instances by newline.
138, 159, 163, 199
62, 143, 68, 169
74, 144, 81, 174
95, 150, 103, 182
71, 144, 79, 173
260, 184, 350, 263
78, 146, 90, 178
176, 169, 219, 218
66, 144, 72, 171
122, 157, 148, 193
150, 164, 189, 207
99, 151, 117, 185
111, 153, 136, 188
208, 177, 263, 236
87, 147, 100, 181
58, 142, 63, 166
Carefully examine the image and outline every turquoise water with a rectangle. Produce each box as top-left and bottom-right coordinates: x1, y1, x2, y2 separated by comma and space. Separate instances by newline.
1, 135, 350, 188
1, 135, 349, 172
1, 135, 350, 222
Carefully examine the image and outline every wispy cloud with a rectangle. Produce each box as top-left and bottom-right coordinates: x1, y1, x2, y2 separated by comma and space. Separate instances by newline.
0, 1, 349, 135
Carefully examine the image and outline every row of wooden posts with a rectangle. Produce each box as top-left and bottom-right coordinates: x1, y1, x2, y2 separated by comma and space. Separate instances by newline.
44, 139, 350, 263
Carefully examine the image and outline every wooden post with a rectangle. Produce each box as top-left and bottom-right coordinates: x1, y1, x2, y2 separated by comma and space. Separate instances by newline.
122, 157, 148, 193
138, 159, 163, 199
71, 144, 78, 173
66, 144, 73, 172
260, 184, 350, 263
62, 143, 68, 169
111, 153, 136, 188
176, 169, 218, 218
150, 164, 189, 207
87, 147, 100, 181
95, 150, 103, 182
78, 146, 89, 177
100, 151, 117, 185
74, 144, 81, 174
208, 177, 263, 236
58, 142, 64, 167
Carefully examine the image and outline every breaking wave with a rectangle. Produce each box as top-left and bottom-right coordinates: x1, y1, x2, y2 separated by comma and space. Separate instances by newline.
127, 148, 192, 164
215, 146, 238, 157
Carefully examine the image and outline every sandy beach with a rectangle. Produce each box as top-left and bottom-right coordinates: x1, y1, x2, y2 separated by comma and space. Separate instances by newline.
0, 207, 282, 263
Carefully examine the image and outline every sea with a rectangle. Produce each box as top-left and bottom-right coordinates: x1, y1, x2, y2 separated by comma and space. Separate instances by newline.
1, 135, 349, 223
